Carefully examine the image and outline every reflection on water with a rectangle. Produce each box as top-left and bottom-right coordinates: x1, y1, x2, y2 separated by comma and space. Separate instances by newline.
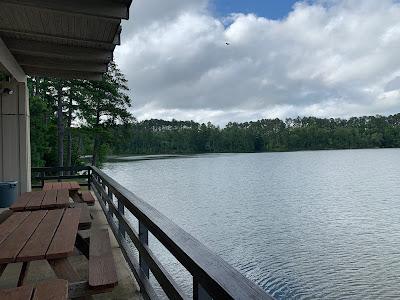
102, 149, 400, 299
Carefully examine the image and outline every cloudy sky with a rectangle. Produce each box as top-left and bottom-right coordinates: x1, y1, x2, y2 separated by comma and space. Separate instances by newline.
115, 0, 400, 125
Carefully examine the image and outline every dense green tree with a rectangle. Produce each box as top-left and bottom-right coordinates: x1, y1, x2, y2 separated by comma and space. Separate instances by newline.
28, 61, 133, 167
77, 62, 133, 165
103, 114, 400, 156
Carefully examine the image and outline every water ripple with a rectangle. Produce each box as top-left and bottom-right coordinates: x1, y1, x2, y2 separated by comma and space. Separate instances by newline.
102, 149, 400, 299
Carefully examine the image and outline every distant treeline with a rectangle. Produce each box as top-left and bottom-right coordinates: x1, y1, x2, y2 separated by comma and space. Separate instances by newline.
107, 115, 400, 155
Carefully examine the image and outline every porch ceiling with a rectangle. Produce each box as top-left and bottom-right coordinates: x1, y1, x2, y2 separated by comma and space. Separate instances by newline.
0, 0, 132, 80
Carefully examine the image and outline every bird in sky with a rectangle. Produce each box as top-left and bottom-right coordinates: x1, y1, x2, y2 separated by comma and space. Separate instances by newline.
226, 42, 230, 46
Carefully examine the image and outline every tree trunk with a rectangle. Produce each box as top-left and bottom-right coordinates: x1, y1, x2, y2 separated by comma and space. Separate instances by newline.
92, 134, 99, 166
91, 108, 101, 166
66, 97, 73, 174
56, 84, 64, 174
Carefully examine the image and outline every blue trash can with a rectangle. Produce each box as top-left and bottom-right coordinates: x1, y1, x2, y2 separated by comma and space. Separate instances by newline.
0, 181, 18, 208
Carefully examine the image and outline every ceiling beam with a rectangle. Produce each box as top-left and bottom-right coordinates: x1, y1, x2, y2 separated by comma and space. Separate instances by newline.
0, 37, 26, 83
4, 38, 113, 63
0, 0, 130, 20
23, 66, 103, 81
15, 54, 108, 73
0, 28, 119, 50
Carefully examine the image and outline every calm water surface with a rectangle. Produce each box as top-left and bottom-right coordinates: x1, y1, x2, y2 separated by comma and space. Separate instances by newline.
102, 149, 400, 299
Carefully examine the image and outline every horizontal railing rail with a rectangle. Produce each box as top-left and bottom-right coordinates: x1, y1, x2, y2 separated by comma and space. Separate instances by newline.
90, 166, 274, 300
31, 166, 91, 189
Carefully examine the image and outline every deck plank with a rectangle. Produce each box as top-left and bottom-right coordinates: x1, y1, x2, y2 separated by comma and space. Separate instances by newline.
52, 182, 62, 190
17, 209, 64, 262
56, 189, 70, 207
73, 203, 92, 230
10, 193, 34, 211
70, 181, 80, 190
61, 182, 71, 190
0, 285, 34, 300
43, 182, 53, 191
46, 208, 81, 259
81, 191, 95, 205
32, 279, 68, 300
0, 211, 31, 245
25, 191, 46, 210
41, 190, 58, 209
0, 210, 47, 264
89, 229, 118, 289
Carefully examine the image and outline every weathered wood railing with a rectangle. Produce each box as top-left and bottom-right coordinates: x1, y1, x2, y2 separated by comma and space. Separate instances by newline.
31, 166, 91, 189
90, 166, 273, 300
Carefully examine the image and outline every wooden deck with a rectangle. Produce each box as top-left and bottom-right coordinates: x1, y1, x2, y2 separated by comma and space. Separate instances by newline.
0, 193, 142, 300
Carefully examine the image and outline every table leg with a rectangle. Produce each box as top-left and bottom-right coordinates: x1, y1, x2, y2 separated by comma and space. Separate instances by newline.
75, 233, 90, 259
0, 264, 7, 277
70, 190, 83, 203
48, 258, 80, 282
17, 262, 30, 286
49, 258, 93, 299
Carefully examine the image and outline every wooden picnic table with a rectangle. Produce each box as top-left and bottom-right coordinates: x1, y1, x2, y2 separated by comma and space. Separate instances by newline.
43, 181, 80, 191
0, 208, 81, 289
10, 190, 70, 211
0, 209, 80, 265
0, 208, 117, 298
43, 181, 85, 204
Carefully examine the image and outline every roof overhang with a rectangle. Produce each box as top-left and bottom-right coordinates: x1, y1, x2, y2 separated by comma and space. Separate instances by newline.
0, 0, 132, 81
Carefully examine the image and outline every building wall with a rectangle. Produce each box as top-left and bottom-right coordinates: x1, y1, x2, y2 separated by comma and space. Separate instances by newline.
0, 79, 31, 194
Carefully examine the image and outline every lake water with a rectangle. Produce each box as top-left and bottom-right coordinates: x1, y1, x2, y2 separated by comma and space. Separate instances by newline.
102, 149, 400, 299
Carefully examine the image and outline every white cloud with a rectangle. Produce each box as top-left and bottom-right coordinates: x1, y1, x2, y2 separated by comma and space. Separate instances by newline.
116, 0, 400, 125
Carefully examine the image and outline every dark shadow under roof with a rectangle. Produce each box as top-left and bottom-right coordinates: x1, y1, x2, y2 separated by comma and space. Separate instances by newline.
0, 0, 132, 80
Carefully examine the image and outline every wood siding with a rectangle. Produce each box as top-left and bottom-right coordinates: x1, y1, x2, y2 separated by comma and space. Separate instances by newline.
0, 79, 31, 194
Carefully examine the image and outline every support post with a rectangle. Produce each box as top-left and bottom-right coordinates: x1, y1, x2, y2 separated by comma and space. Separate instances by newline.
139, 221, 150, 278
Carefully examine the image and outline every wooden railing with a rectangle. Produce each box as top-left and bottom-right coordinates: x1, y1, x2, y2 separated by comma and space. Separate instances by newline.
31, 166, 91, 189
90, 166, 274, 300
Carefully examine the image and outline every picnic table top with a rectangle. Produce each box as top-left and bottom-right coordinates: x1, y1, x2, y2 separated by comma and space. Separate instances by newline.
10, 190, 70, 212
43, 181, 80, 191
0, 208, 81, 264
0, 279, 68, 300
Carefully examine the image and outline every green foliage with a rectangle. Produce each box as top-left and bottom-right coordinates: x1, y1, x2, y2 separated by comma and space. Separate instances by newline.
29, 95, 52, 166
105, 115, 400, 155
28, 62, 133, 167
28, 63, 400, 165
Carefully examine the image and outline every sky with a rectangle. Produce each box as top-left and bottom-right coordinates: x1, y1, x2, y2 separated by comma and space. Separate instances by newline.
211, 0, 301, 19
115, 0, 400, 126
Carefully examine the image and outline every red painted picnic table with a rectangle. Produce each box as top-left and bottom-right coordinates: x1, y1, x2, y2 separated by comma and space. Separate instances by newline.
0, 208, 81, 287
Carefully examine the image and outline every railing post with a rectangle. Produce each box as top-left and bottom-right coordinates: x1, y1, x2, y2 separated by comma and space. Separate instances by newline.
118, 199, 125, 238
193, 278, 213, 300
108, 188, 114, 219
139, 221, 150, 278
41, 170, 45, 188
87, 167, 91, 190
